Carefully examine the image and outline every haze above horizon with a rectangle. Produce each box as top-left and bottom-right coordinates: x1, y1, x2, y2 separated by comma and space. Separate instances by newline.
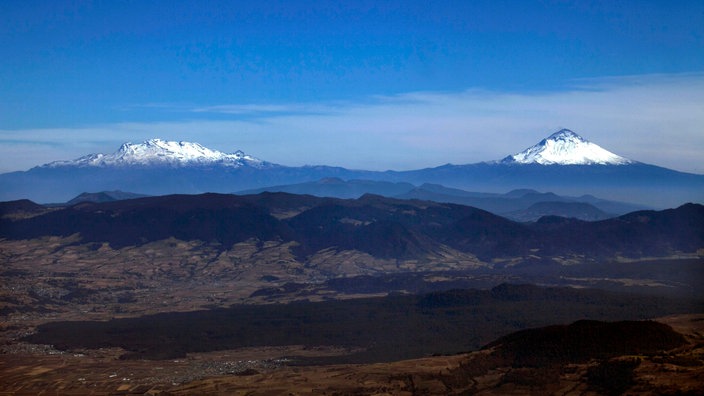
1, 1, 703, 174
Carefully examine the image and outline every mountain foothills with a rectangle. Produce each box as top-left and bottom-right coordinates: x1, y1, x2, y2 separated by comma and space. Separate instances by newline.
1, 129, 702, 207
0, 189, 702, 394
2, 192, 702, 263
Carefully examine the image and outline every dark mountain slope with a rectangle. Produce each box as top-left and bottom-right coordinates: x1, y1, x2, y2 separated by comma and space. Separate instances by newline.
1, 194, 292, 249
526, 203, 704, 257
66, 190, 148, 205
237, 191, 329, 217
486, 319, 686, 367
0, 199, 47, 218
239, 177, 416, 199
441, 208, 532, 259
284, 194, 466, 259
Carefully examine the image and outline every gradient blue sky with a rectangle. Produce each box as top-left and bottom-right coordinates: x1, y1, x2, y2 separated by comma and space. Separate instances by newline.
1, 0, 703, 173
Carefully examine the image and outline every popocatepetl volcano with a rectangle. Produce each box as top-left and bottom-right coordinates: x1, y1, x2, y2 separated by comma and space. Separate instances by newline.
501, 129, 633, 165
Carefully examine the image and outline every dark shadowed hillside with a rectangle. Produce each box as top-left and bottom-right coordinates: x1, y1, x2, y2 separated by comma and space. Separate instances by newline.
0, 199, 49, 219
505, 201, 612, 222
485, 319, 687, 367
239, 177, 416, 199
1, 193, 702, 260
0, 194, 293, 249
65, 190, 148, 205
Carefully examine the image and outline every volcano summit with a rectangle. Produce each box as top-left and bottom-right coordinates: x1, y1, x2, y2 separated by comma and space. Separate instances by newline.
43, 139, 273, 169
501, 129, 633, 165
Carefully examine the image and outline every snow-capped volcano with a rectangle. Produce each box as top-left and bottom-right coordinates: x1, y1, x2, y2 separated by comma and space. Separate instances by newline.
501, 129, 633, 165
43, 139, 271, 168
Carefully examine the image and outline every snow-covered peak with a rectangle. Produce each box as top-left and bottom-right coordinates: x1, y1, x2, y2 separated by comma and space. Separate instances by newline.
114, 139, 236, 163
501, 129, 633, 165
43, 139, 271, 168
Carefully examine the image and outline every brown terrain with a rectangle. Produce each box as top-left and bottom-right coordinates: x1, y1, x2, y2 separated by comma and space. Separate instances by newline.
0, 315, 702, 395
1, 195, 702, 394
0, 232, 701, 394
166, 316, 704, 396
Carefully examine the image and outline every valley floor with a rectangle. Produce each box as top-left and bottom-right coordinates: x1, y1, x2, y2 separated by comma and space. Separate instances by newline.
1, 233, 702, 394
1, 315, 702, 395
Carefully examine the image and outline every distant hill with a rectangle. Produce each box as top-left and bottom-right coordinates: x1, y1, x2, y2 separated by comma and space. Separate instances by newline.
0, 199, 45, 214
238, 177, 415, 199
0, 199, 48, 219
66, 190, 148, 205
504, 201, 613, 222
397, 184, 645, 217
240, 179, 646, 219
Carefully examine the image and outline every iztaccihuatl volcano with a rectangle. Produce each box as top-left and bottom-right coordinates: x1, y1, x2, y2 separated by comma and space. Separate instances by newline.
42, 138, 276, 169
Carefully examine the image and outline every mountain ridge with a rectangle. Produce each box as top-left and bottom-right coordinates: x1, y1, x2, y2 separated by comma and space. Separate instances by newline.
35, 130, 636, 170
2, 192, 701, 261
2, 129, 702, 207
41, 138, 274, 169
240, 179, 646, 218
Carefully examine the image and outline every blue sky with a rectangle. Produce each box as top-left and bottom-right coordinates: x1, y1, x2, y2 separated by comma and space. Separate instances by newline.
1, 0, 703, 173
